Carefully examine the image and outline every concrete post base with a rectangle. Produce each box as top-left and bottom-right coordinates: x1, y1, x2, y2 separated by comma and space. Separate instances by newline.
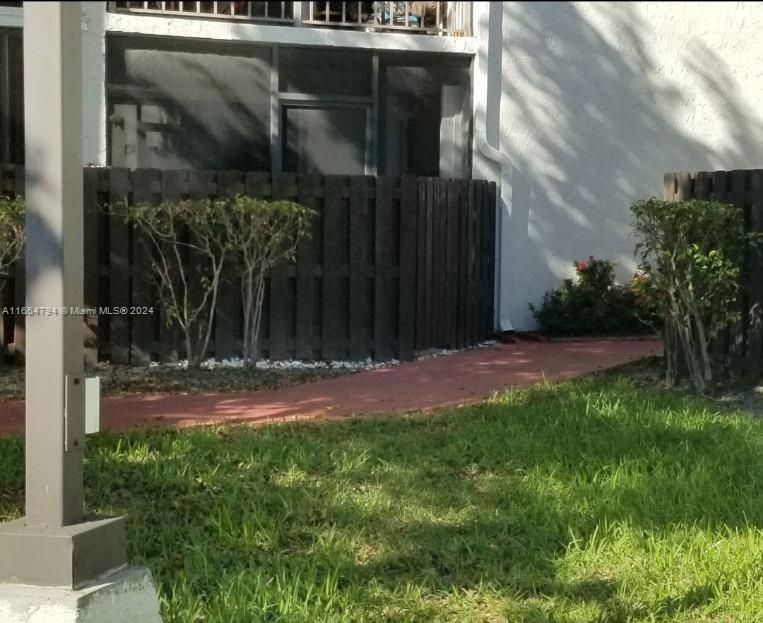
0, 516, 126, 588
0, 567, 161, 623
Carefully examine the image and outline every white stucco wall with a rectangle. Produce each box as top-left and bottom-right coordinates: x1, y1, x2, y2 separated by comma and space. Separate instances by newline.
480, 1, 763, 330
82, 2, 107, 165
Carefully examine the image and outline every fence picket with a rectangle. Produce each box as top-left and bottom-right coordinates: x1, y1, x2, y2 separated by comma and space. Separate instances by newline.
747, 172, 763, 380
296, 174, 321, 360
130, 168, 159, 366
435, 179, 448, 346
456, 180, 468, 349
415, 179, 428, 350
349, 176, 371, 360
245, 172, 271, 359
471, 181, 484, 343
694, 171, 711, 199
484, 182, 497, 338
322, 176, 347, 360
424, 178, 435, 349
158, 169, 188, 363
215, 170, 244, 360
398, 177, 417, 360
375, 177, 397, 360
269, 173, 297, 360
108, 168, 130, 364
465, 181, 476, 346
662, 173, 677, 201
729, 171, 748, 374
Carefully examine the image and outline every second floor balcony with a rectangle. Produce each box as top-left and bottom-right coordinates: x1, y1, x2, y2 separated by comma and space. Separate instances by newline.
109, 1, 472, 36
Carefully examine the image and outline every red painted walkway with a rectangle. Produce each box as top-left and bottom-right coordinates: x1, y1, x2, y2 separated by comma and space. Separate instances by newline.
0, 339, 661, 436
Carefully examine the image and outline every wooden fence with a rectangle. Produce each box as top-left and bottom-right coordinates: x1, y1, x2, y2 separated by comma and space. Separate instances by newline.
1, 167, 497, 364
664, 171, 763, 381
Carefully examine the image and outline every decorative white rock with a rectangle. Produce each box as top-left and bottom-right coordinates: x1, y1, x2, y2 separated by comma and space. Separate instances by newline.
0, 567, 161, 623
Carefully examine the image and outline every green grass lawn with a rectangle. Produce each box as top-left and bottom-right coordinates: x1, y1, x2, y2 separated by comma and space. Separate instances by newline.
2, 376, 763, 622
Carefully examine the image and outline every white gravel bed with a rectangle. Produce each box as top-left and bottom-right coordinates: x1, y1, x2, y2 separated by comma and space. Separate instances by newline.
148, 340, 497, 371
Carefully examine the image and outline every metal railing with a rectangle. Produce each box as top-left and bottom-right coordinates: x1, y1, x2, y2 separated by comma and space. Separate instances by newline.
110, 2, 294, 23
109, 2, 471, 36
304, 2, 469, 36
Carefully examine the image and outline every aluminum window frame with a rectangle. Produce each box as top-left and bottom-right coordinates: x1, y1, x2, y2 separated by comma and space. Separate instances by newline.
276, 93, 374, 175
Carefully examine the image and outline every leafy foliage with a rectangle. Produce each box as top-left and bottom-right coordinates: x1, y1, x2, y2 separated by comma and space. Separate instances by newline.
226, 197, 314, 368
631, 198, 755, 392
109, 196, 313, 368
530, 257, 660, 336
110, 199, 232, 368
0, 195, 24, 278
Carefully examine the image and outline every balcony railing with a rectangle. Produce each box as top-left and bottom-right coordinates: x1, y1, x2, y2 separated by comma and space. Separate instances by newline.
111, 1, 294, 22
109, 2, 471, 36
304, 2, 469, 35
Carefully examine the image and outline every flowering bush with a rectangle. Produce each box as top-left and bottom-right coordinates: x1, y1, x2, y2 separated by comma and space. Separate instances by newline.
529, 257, 660, 336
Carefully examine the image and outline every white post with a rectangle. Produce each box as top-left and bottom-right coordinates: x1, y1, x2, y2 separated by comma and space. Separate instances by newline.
0, 0, 126, 590
0, 5, 161, 619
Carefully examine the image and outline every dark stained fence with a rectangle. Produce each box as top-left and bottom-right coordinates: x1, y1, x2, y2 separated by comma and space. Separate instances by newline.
1, 167, 497, 363
664, 170, 763, 382
0, 29, 23, 166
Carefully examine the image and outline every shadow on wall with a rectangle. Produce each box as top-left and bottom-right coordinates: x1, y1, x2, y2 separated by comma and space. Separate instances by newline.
108, 37, 370, 174
491, 2, 763, 328
108, 37, 273, 171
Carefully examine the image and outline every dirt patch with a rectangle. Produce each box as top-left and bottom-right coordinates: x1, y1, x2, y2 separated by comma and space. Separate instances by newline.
0, 363, 354, 401
598, 355, 763, 417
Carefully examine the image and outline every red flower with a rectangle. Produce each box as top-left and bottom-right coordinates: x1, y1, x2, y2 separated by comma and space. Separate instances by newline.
575, 261, 588, 272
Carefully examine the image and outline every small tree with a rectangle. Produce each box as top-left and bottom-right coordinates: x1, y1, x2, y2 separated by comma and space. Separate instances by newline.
111, 199, 231, 368
0, 196, 24, 278
631, 198, 754, 393
226, 196, 313, 368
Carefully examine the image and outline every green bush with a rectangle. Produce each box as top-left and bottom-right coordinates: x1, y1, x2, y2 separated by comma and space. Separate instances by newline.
109, 196, 313, 367
631, 198, 757, 393
0, 195, 24, 278
110, 198, 232, 368
529, 257, 660, 336
226, 196, 314, 368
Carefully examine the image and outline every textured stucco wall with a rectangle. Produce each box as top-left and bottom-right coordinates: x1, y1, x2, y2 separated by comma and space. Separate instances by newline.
82, 2, 106, 165
486, 1, 763, 330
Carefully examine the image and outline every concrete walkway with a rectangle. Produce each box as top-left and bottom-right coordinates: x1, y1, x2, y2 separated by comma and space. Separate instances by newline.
0, 339, 661, 435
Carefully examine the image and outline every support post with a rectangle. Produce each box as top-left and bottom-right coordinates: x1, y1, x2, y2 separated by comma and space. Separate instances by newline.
0, 1, 126, 590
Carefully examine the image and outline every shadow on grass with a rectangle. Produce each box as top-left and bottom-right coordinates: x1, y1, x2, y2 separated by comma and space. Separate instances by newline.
1, 376, 762, 621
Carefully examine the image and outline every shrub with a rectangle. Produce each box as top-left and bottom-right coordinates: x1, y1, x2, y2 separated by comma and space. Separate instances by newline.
111, 198, 231, 368
0, 196, 24, 278
226, 197, 313, 368
631, 198, 757, 393
530, 257, 660, 336
109, 196, 312, 368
